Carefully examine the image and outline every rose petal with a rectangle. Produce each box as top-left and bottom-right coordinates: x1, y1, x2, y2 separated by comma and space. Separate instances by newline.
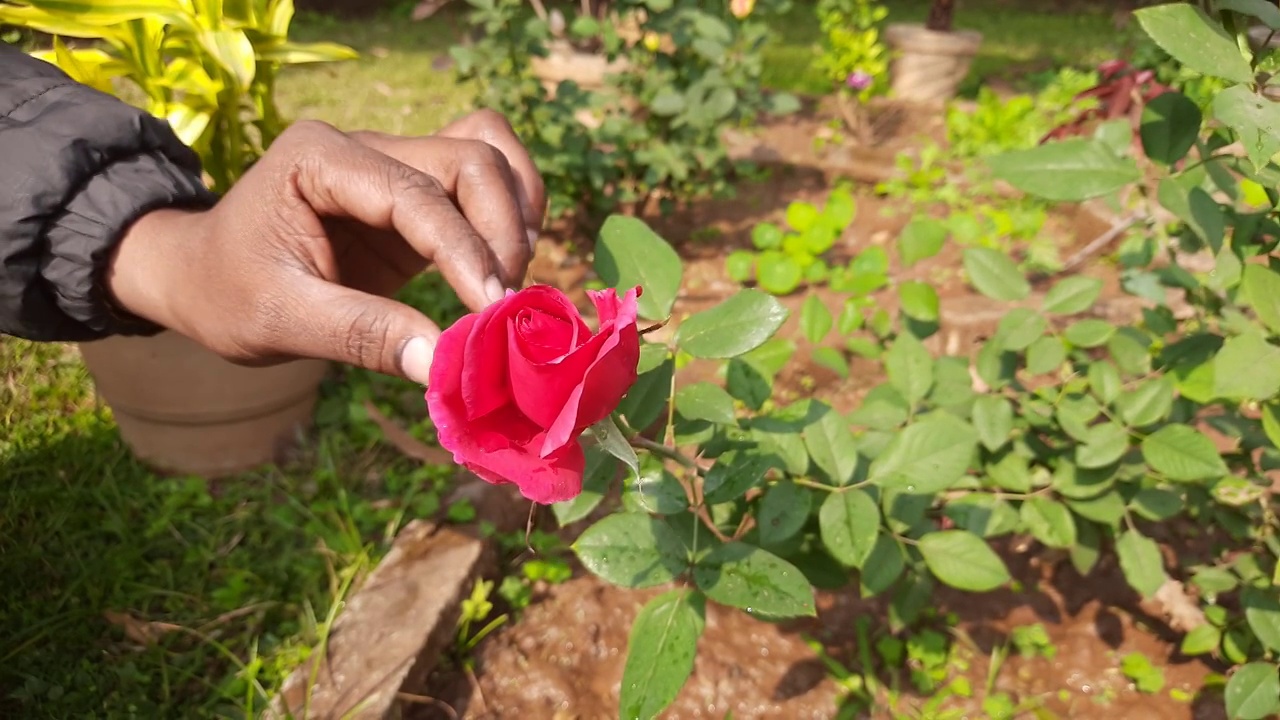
460, 299, 514, 420
538, 288, 640, 456
462, 406, 586, 504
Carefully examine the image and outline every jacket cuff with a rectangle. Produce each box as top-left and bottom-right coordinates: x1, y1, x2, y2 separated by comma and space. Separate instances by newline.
43, 150, 218, 338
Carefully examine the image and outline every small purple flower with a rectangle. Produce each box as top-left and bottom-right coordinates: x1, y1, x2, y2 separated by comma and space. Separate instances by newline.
845, 70, 873, 91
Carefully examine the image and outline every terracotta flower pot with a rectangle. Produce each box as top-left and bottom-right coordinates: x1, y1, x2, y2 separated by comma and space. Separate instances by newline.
78, 330, 330, 477
883, 23, 983, 106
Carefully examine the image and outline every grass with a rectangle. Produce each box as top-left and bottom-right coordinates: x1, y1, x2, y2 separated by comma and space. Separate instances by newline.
0, 275, 466, 718
1, 3, 1134, 716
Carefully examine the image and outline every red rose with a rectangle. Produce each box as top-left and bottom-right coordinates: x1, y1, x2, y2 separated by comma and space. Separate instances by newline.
426, 284, 641, 504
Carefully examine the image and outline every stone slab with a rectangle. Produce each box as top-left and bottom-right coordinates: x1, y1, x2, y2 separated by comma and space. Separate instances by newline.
269, 522, 490, 719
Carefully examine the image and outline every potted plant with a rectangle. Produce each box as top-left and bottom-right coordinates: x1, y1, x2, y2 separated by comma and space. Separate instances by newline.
816, 0, 891, 144
1, 0, 357, 477
883, 0, 982, 105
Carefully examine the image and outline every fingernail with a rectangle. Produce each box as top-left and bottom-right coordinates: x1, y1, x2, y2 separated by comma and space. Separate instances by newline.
485, 275, 505, 304
400, 336, 435, 386
527, 228, 540, 250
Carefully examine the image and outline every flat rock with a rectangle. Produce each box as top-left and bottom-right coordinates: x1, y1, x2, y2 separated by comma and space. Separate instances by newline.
270, 522, 490, 719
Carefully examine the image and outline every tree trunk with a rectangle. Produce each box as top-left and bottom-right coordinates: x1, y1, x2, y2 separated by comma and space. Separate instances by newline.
925, 0, 954, 33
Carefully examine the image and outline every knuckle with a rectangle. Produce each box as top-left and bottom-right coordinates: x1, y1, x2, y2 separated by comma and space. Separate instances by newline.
469, 108, 513, 135
335, 305, 396, 369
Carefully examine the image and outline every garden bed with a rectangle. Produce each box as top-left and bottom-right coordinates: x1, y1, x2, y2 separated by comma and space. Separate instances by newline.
411, 156, 1227, 718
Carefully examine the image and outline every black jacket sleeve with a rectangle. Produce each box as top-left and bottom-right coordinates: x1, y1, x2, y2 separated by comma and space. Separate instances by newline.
0, 43, 219, 342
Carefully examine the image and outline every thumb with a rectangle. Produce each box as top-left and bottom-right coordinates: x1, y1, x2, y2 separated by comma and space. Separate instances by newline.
285, 278, 442, 385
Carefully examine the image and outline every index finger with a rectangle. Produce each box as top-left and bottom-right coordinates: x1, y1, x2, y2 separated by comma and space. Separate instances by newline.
437, 110, 547, 247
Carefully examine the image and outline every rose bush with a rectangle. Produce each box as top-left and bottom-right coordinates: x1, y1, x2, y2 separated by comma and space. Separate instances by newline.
427, 284, 641, 504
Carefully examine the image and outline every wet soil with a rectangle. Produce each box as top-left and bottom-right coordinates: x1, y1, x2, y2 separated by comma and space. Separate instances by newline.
416, 111, 1224, 719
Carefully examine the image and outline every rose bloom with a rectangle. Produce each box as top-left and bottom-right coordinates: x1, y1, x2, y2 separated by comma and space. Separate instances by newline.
426, 285, 641, 504
730, 0, 755, 19
846, 70, 873, 91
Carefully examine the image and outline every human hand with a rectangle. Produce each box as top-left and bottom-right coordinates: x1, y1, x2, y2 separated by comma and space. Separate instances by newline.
104, 110, 545, 386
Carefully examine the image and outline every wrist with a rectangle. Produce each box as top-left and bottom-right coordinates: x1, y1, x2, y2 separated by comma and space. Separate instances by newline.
105, 207, 209, 334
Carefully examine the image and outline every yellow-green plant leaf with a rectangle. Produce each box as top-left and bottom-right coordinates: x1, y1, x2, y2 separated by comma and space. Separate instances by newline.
166, 105, 213, 146
263, 0, 294, 38
0, 5, 123, 38
12, 0, 192, 30
256, 40, 358, 64
198, 28, 256, 90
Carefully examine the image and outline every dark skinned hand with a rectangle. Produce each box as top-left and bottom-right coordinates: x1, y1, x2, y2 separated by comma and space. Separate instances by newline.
105, 110, 545, 385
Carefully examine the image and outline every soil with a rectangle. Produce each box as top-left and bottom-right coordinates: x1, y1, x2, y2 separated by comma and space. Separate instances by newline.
415, 109, 1225, 719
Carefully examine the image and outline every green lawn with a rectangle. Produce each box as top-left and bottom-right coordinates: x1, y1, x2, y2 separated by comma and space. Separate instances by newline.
1, 3, 1133, 717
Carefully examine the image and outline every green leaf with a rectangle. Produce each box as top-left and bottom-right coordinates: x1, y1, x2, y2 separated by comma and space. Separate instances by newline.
1065, 319, 1117, 348
869, 414, 978, 493
837, 298, 864, 335
945, 494, 1021, 537
1214, 331, 1280, 400
1142, 424, 1229, 481
619, 358, 675, 431
591, 415, 641, 482
1043, 276, 1104, 315
726, 358, 772, 410
650, 87, 686, 116
1115, 530, 1168, 598
1221, 0, 1280, 27
675, 383, 736, 425
1224, 663, 1280, 720
1076, 422, 1129, 469
756, 251, 803, 295
1215, 85, 1280, 172
1242, 264, 1280, 335
1071, 520, 1102, 576
811, 346, 850, 377
972, 395, 1014, 452
1135, 3, 1255, 83
553, 446, 617, 525
752, 222, 784, 250
819, 489, 880, 567
677, 290, 789, 359
963, 247, 1030, 302
637, 343, 670, 374
1130, 487, 1183, 521
1089, 360, 1123, 404
702, 450, 773, 505
624, 463, 689, 516
1067, 491, 1126, 528
1157, 177, 1225, 246
1140, 91, 1202, 166
800, 294, 833, 344
1025, 336, 1067, 375
1244, 586, 1280, 652
619, 590, 703, 720
573, 513, 688, 588
692, 542, 816, 617
1019, 498, 1077, 549
596, 216, 682, 321
898, 281, 940, 322
725, 250, 755, 283
802, 407, 860, 486
918, 530, 1011, 592
1109, 329, 1153, 377
860, 533, 904, 596
899, 218, 947, 268
1116, 376, 1175, 427
757, 480, 812, 546
884, 332, 934, 405
1180, 624, 1222, 656
997, 308, 1047, 351
786, 201, 819, 232
988, 138, 1141, 202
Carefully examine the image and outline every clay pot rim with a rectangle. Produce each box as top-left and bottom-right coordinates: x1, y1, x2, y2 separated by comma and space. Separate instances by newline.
883, 22, 983, 55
